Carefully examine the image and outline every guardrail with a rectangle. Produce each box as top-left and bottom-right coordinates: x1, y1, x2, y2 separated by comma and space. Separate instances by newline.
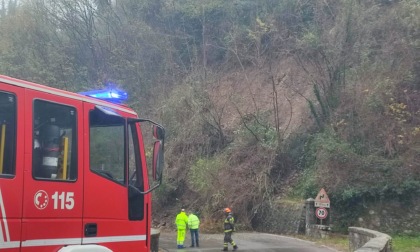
348, 227, 392, 252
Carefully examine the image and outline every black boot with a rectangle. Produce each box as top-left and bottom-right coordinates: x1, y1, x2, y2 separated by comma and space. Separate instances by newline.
221, 248, 228, 251
233, 245, 238, 251
196, 241, 199, 247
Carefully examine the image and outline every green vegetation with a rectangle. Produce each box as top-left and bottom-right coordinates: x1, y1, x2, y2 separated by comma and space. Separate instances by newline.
1, 0, 419, 236
295, 234, 348, 252
303, 234, 420, 252
393, 235, 420, 252
188, 156, 224, 195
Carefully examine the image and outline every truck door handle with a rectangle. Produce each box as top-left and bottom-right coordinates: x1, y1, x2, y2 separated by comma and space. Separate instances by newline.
85, 223, 97, 237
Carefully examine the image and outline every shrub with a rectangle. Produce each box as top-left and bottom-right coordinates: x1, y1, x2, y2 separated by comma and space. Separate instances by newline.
187, 156, 225, 194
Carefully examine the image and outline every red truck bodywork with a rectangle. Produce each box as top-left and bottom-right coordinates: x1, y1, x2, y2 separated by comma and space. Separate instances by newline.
0, 75, 163, 252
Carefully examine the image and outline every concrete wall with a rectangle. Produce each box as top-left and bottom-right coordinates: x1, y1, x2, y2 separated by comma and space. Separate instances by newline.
348, 227, 392, 252
354, 199, 420, 235
306, 224, 331, 238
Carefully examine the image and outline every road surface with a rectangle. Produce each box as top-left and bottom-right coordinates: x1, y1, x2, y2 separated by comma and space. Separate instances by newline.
158, 232, 341, 252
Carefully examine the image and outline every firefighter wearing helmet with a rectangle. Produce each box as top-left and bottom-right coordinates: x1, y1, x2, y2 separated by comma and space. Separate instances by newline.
222, 208, 238, 251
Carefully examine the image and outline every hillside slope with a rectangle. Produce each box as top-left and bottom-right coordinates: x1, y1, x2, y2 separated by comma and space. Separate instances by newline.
153, 0, 420, 234
0, 0, 418, 235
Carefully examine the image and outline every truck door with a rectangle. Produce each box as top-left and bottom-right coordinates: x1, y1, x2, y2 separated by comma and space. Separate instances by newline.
0, 83, 24, 251
82, 103, 148, 251
22, 90, 83, 252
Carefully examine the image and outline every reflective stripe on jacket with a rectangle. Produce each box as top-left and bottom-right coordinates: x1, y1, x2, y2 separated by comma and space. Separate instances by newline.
188, 214, 200, 229
175, 212, 189, 229
223, 214, 235, 232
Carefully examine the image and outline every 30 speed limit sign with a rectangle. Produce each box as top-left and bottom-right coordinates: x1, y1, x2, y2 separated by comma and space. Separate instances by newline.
315, 207, 328, 219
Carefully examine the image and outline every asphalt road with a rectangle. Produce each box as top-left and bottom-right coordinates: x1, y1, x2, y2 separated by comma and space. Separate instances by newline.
159, 232, 341, 252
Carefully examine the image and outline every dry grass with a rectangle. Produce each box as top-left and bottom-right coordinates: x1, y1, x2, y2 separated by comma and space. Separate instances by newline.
291, 233, 349, 252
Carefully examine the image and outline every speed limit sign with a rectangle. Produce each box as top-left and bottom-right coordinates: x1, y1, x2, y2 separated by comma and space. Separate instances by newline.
316, 207, 328, 219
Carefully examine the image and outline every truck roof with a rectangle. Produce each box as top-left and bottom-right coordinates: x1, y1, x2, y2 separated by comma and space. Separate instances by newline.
0, 74, 137, 116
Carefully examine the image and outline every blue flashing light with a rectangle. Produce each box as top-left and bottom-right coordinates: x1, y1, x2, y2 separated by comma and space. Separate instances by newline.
79, 85, 128, 104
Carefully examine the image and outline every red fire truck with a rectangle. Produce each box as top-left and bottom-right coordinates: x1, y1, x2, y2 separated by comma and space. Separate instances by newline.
0, 74, 165, 252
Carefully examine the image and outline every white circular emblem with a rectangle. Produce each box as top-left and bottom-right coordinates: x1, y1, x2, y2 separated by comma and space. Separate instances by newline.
34, 190, 49, 210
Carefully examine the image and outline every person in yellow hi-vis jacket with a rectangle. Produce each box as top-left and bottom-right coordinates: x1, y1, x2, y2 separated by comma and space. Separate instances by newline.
222, 208, 238, 251
175, 209, 189, 249
188, 210, 200, 247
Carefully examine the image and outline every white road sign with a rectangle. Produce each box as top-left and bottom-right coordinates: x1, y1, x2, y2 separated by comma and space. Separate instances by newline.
315, 207, 328, 219
314, 188, 330, 208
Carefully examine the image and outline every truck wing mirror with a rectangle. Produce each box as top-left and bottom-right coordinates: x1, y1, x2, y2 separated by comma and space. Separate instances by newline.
127, 118, 165, 194
153, 125, 165, 141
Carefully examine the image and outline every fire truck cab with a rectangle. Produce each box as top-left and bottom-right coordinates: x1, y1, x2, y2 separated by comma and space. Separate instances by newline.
0, 75, 165, 252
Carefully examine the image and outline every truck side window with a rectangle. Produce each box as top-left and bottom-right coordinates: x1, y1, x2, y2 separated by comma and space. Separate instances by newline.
89, 108, 126, 184
33, 100, 77, 181
128, 125, 143, 188
0, 92, 16, 177
128, 123, 144, 220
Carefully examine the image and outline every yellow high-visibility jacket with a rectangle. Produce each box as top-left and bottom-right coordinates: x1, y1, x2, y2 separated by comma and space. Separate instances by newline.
188, 214, 200, 229
175, 211, 189, 230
